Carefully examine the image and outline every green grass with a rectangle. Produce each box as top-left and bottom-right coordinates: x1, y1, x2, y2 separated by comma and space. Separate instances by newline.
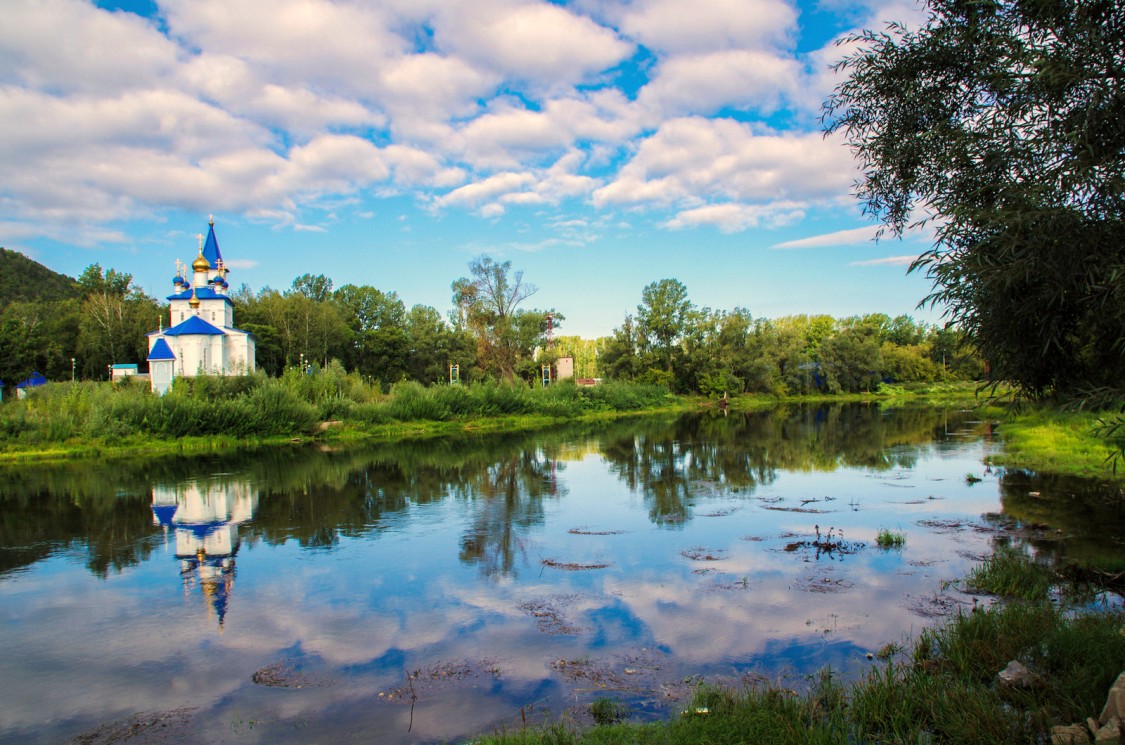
0, 374, 680, 462
966, 545, 1054, 601
588, 698, 628, 726
875, 529, 906, 548
472, 552, 1125, 745
988, 407, 1125, 478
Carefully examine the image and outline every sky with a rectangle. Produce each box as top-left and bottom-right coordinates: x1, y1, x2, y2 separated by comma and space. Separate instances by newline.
0, 0, 937, 339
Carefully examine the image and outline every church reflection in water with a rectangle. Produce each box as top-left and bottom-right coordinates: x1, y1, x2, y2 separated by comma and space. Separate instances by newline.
151, 479, 258, 630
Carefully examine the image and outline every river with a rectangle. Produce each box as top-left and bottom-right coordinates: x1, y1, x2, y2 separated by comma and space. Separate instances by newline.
1, 403, 1122, 744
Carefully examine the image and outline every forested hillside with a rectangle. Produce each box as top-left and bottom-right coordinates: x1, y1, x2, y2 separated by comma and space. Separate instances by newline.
0, 248, 82, 308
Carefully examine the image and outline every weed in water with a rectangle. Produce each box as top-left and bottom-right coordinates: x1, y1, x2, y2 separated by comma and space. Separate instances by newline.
875, 529, 906, 548
966, 545, 1053, 601
589, 698, 628, 726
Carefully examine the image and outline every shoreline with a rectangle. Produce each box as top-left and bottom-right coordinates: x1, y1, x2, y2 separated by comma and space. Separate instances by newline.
1, 388, 1121, 480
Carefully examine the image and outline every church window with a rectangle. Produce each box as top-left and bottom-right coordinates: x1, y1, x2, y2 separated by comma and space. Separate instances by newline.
180, 312, 184, 321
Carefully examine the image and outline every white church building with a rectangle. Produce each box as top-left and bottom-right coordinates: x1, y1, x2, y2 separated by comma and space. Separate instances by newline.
147, 219, 256, 394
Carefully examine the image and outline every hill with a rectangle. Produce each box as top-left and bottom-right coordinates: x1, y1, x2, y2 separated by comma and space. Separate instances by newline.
0, 247, 81, 308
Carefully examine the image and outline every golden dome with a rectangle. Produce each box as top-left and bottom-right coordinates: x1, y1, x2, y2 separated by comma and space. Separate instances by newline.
189, 287, 201, 308
192, 251, 210, 273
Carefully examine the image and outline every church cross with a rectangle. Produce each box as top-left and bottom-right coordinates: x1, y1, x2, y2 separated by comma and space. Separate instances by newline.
174, 258, 184, 276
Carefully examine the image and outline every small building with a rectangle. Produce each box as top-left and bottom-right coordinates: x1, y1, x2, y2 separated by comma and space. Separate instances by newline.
15, 371, 47, 400
146, 218, 256, 394
557, 357, 574, 381
111, 364, 138, 381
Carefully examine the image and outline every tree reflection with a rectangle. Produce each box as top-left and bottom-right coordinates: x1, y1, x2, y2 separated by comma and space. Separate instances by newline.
597, 404, 967, 526
0, 403, 990, 581
996, 469, 1125, 568
459, 449, 562, 578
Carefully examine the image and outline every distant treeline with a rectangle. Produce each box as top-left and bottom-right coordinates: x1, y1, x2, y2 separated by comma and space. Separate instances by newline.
0, 251, 982, 395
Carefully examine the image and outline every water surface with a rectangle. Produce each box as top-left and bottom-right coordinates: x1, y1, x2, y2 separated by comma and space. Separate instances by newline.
1, 404, 1121, 744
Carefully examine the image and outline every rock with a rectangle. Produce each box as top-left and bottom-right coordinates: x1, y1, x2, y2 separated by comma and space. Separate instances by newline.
997, 660, 1039, 689
1099, 672, 1125, 725
1094, 719, 1120, 744
1088, 717, 1101, 737
1052, 723, 1091, 744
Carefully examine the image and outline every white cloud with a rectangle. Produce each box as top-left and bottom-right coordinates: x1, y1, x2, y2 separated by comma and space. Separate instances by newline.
376, 53, 499, 140
771, 225, 880, 249
638, 49, 803, 117
849, 255, 917, 267
433, 0, 632, 87
0, 0, 180, 94
593, 118, 857, 210
161, 0, 406, 95
663, 201, 806, 232
434, 172, 537, 209
181, 54, 382, 134
451, 91, 645, 170
617, 0, 797, 54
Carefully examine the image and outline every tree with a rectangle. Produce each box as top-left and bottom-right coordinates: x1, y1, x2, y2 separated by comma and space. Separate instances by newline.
452, 256, 541, 383
824, 0, 1125, 400
636, 279, 692, 377
75, 265, 160, 376
404, 304, 477, 384
290, 273, 334, 303
333, 284, 410, 383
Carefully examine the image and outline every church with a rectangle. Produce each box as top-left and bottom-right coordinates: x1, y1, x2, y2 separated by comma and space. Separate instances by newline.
146, 219, 256, 394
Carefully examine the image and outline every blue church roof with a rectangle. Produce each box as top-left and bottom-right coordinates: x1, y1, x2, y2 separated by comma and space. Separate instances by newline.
147, 337, 177, 361
152, 504, 178, 527
167, 286, 232, 304
203, 220, 223, 268
163, 316, 226, 337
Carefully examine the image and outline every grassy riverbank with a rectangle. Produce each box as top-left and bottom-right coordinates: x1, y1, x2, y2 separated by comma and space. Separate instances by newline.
988, 408, 1125, 478
474, 550, 1125, 744
2, 375, 1122, 479
0, 370, 682, 463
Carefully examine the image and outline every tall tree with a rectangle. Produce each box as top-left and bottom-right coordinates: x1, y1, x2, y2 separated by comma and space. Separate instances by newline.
636, 279, 692, 377
452, 256, 540, 383
824, 0, 1125, 400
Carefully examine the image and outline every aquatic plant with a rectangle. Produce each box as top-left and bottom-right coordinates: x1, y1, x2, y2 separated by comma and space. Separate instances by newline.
875, 529, 906, 548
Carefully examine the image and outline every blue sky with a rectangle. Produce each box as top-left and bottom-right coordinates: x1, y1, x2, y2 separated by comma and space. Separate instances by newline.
0, 0, 935, 338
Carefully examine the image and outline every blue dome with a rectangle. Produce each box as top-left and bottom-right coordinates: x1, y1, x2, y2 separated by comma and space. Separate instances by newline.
173, 275, 187, 285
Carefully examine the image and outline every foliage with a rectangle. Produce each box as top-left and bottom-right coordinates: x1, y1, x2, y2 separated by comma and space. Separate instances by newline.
452, 256, 555, 384
76, 265, 161, 377
0, 247, 82, 308
0, 374, 672, 451
600, 281, 982, 395
824, 0, 1125, 404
